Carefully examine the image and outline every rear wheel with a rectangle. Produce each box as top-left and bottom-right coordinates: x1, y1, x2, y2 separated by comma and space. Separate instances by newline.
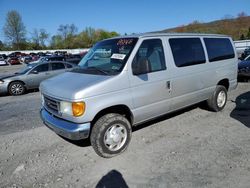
8, 81, 26, 96
207, 85, 227, 112
90, 113, 132, 158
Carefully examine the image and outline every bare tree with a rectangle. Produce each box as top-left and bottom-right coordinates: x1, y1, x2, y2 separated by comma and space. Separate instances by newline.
39, 29, 49, 47
58, 24, 78, 40
57, 24, 78, 48
237, 11, 248, 18
32, 28, 49, 49
3, 10, 26, 49
32, 29, 40, 48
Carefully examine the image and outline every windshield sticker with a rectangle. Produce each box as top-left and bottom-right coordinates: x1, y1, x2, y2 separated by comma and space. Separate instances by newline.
117, 39, 134, 46
111, 53, 126, 60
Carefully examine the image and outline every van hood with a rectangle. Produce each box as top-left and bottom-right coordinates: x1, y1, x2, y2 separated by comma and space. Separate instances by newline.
40, 72, 125, 101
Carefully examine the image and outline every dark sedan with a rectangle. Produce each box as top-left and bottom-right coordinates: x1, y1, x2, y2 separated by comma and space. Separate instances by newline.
0, 61, 76, 95
238, 55, 250, 81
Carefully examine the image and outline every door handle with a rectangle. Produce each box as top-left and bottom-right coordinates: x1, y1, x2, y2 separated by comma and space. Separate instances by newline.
166, 81, 171, 89
166, 81, 171, 93
45, 72, 50, 75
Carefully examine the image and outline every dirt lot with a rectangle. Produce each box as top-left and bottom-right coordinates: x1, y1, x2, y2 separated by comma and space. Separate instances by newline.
0, 65, 250, 188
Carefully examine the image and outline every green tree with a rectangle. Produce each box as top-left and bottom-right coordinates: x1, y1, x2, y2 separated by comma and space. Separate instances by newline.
240, 34, 246, 40
0, 40, 4, 50
50, 35, 64, 49
3, 10, 26, 49
246, 27, 250, 39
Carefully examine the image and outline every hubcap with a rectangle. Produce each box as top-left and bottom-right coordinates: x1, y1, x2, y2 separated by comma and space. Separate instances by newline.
11, 84, 23, 95
104, 124, 127, 151
217, 91, 226, 108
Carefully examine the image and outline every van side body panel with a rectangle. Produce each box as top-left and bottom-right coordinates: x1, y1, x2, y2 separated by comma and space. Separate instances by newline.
40, 33, 238, 140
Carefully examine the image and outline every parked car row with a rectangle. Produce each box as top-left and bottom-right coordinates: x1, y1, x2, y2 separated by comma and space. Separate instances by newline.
0, 51, 86, 66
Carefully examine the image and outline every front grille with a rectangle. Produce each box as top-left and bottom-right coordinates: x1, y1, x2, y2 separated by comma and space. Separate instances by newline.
44, 95, 59, 114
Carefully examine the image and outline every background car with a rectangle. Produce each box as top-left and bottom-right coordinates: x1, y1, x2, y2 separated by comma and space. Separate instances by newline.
238, 55, 250, 81
240, 47, 250, 60
65, 54, 83, 64
20, 56, 33, 64
7, 57, 21, 65
31, 55, 66, 64
0, 57, 8, 66
0, 61, 76, 95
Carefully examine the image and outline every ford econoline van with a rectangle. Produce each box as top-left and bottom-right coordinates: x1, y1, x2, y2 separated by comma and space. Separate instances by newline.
40, 33, 238, 158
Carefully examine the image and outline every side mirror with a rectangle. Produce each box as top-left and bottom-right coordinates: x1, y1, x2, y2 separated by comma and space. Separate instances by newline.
31, 70, 38, 74
132, 58, 150, 75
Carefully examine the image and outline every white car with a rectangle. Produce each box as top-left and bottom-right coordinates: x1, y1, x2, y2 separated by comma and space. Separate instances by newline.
0, 57, 8, 66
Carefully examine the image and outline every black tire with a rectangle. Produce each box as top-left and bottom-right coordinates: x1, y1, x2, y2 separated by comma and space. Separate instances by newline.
207, 85, 227, 112
8, 81, 26, 96
90, 113, 132, 158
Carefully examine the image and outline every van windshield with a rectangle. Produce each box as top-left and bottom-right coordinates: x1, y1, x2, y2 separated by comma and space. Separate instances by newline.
76, 38, 138, 75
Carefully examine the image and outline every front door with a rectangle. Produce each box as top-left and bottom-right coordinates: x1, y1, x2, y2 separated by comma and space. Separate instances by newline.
24, 63, 50, 89
129, 38, 172, 124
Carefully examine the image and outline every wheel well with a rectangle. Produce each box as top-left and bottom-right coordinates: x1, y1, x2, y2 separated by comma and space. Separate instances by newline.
8, 80, 26, 90
217, 79, 229, 90
92, 105, 133, 126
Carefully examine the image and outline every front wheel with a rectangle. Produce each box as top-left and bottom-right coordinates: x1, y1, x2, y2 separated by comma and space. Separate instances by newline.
90, 113, 132, 158
207, 85, 227, 112
8, 81, 26, 96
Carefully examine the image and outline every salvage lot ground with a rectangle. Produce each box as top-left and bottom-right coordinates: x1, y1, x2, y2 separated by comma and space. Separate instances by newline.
0, 65, 250, 188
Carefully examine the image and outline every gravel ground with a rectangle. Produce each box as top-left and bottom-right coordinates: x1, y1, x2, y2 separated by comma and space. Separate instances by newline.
0, 66, 250, 187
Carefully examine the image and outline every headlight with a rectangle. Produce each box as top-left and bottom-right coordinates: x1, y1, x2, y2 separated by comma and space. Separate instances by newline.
60, 101, 85, 117
0, 80, 4, 84
60, 101, 73, 116
41, 94, 44, 106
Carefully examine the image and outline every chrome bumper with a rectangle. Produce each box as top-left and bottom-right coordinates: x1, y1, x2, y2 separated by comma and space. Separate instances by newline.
40, 108, 90, 140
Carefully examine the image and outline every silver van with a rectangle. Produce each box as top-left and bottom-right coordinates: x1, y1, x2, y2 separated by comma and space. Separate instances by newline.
40, 33, 238, 158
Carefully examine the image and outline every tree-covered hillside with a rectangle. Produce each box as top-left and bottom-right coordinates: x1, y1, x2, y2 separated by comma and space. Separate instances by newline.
162, 15, 250, 40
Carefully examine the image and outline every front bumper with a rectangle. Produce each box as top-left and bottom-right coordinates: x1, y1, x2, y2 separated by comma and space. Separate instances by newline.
238, 71, 250, 78
40, 108, 90, 140
0, 83, 8, 94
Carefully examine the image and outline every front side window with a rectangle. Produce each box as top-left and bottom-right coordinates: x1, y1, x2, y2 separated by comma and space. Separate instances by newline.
33, 64, 49, 73
65, 63, 73, 68
132, 39, 166, 75
169, 38, 206, 67
76, 38, 138, 75
204, 38, 235, 62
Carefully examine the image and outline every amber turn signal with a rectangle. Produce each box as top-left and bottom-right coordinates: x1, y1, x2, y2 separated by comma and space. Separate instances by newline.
72, 102, 85, 117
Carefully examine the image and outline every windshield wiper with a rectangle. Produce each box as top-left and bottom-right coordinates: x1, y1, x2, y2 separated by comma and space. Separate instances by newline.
88, 66, 109, 75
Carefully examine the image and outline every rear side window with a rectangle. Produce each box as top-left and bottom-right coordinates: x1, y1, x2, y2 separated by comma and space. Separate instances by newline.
51, 63, 65, 70
204, 38, 235, 62
169, 38, 206, 67
33, 64, 49, 72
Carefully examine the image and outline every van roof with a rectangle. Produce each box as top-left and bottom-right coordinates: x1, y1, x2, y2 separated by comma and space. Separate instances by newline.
111, 32, 229, 39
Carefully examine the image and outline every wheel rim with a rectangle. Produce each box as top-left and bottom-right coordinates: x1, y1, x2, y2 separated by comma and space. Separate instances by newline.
11, 83, 24, 95
217, 91, 226, 108
104, 124, 127, 151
